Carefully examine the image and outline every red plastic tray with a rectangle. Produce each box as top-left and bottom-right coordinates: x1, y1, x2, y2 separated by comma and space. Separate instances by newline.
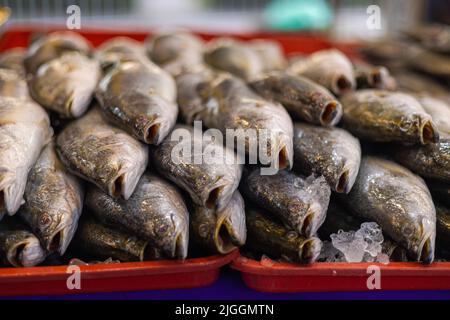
231, 255, 450, 293
0, 250, 239, 296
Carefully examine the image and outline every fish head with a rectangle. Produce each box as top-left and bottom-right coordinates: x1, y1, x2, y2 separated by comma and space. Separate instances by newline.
5, 231, 47, 267
37, 210, 78, 255
400, 213, 436, 263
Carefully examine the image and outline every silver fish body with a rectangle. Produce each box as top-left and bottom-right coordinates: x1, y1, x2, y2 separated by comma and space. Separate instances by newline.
56, 107, 148, 200
152, 125, 242, 211
85, 173, 189, 259
95, 37, 147, 72
248, 39, 287, 72
0, 68, 29, 99
0, 48, 26, 77
96, 59, 177, 145
191, 191, 246, 254
341, 156, 436, 263
0, 97, 53, 219
293, 123, 361, 193
18, 142, 84, 255
241, 168, 331, 237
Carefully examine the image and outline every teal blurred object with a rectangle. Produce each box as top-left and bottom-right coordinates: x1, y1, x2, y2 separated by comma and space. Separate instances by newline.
264, 0, 333, 31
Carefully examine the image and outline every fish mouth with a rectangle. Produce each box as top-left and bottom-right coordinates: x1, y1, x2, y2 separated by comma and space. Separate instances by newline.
300, 202, 327, 237
205, 185, 224, 210
320, 100, 342, 126
46, 227, 71, 255
7, 238, 46, 267
418, 235, 435, 264
336, 170, 350, 193
277, 145, 290, 170
0, 189, 5, 216
369, 67, 388, 87
173, 230, 188, 259
298, 237, 322, 264
332, 74, 354, 95
67, 90, 93, 118
144, 122, 161, 145
420, 120, 439, 144
214, 217, 245, 254
110, 165, 144, 200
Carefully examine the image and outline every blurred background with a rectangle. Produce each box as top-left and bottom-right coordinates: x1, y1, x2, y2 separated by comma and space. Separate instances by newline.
0, 0, 448, 40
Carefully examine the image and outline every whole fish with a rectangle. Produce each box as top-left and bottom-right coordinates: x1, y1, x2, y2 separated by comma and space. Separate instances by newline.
427, 179, 450, 207
204, 38, 263, 80
191, 191, 246, 254
341, 156, 436, 263
96, 59, 177, 144
353, 60, 396, 90
248, 39, 286, 72
359, 40, 415, 69
146, 31, 204, 76
18, 142, 84, 255
152, 125, 242, 211
241, 168, 331, 237
415, 95, 450, 135
293, 123, 361, 193
0, 219, 47, 267
0, 97, 53, 219
198, 74, 294, 170
96, 37, 147, 72
24, 31, 92, 74
250, 71, 343, 126
28, 52, 100, 118
0, 48, 26, 76
176, 65, 215, 125
72, 218, 158, 262
245, 208, 322, 264
85, 173, 189, 259
289, 49, 355, 95
0, 68, 29, 99
435, 203, 450, 259
318, 199, 408, 261
56, 107, 148, 200
341, 90, 439, 145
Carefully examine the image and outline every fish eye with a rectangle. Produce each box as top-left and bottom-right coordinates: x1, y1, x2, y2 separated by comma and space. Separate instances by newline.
39, 214, 53, 227
401, 224, 415, 237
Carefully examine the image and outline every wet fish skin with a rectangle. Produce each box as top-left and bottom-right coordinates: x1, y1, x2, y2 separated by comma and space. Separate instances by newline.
289, 49, 355, 95
250, 71, 343, 126
404, 24, 450, 54
0, 219, 47, 267
85, 173, 189, 259
241, 168, 331, 237
0, 97, 53, 219
0, 48, 26, 77
0, 68, 29, 99
18, 142, 84, 255
198, 74, 294, 170
152, 125, 242, 212
204, 38, 263, 81
191, 191, 246, 254
24, 31, 92, 74
293, 123, 361, 193
248, 39, 287, 72
56, 107, 148, 200
73, 218, 155, 262
95, 37, 147, 72
409, 49, 450, 78
146, 32, 204, 76
96, 59, 177, 145
341, 90, 439, 145
245, 208, 322, 264
341, 156, 436, 263
415, 95, 450, 135
28, 52, 100, 118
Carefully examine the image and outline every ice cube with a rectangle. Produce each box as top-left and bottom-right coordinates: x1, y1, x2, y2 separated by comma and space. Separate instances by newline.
357, 222, 384, 258
318, 241, 345, 262
331, 229, 367, 262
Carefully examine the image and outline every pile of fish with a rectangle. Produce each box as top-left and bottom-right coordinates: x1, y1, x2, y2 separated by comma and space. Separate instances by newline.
0, 27, 449, 268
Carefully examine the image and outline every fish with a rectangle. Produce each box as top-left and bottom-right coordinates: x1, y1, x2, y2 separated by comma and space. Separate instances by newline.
146, 31, 204, 76
197, 74, 294, 170
341, 90, 439, 145
28, 52, 100, 118
0, 68, 29, 99
414, 95, 450, 135
96, 59, 177, 144
152, 125, 242, 211
0, 48, 26, 76
72, 218, 159, 262
204, 38, 263, 80
176, 65, 215, 125
248, 39, 287, 72
245, 208, 322, 264
85, 173, 189, 259
288, 49, 355, 95
318, 198, 408, 261
426, 179, 450, 207
95, 37, 147, 72
250, 71, 343, 126
353, 60, 396, 90
403, 24, 450, 54
17, 141, 84, 255
359, 40, 416, 69
24, 31, 92, 75
0, 218, 47, 267
341, 156, 436, 263
191, 191, 246, 254
240, 168, 331, 237
0, 97, 53, 219
293, 123, 361, 193
408, 49, 450, 78
56, 107, 148, 200
435, 203, 450, 259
